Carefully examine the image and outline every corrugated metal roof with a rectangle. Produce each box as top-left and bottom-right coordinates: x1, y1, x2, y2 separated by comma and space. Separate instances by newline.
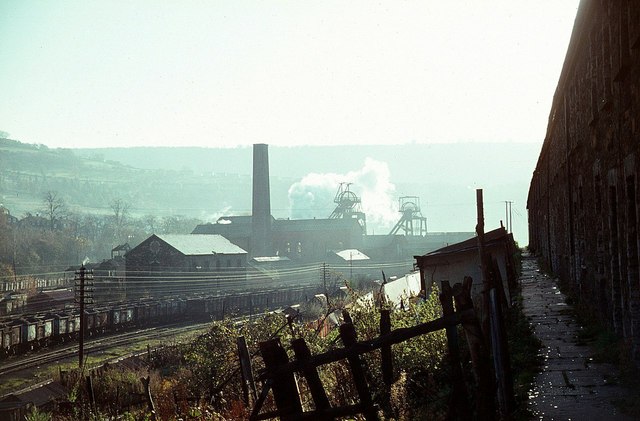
252, 256, 291, 263
156, 234, 247, 255
334, 249, 370, 261
416, 227, 507, 258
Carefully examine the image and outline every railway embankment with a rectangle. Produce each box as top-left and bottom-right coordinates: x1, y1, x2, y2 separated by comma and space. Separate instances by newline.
521, 255, 638, 420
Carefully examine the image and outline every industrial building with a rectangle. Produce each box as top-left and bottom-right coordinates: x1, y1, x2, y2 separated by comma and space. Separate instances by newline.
124, 234, 248, 298
120, 144, 474, 298
194, 143, 473, 264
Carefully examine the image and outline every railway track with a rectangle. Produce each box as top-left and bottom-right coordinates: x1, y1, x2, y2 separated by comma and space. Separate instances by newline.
0, 320, 211, 380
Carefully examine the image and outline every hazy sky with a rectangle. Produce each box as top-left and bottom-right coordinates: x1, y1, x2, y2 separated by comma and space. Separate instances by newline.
0, 1, 579, 149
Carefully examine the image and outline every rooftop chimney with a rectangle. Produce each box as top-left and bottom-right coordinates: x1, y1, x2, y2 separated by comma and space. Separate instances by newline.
251, 143, 272, 257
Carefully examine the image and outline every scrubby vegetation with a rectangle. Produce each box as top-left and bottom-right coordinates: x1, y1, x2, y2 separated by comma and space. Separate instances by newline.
35, 274, 543, 420
43, 288, 454, 420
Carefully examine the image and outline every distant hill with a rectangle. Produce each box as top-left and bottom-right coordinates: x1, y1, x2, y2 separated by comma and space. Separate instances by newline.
1, 138, 540, 243
78, 143, 539, 185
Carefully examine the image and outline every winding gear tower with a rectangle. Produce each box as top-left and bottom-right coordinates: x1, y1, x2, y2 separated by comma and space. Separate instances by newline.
328, 183, 367, 233
388, 196, 427, 236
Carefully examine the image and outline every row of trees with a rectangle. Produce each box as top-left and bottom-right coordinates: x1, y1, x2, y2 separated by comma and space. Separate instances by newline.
0, 191, 204, 279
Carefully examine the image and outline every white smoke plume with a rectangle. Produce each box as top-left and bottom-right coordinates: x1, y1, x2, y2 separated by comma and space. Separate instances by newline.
288, 158, 398, 233
201, 205, 235, 223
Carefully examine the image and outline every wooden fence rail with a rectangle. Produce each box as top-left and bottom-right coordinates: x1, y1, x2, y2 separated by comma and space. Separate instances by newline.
250, 278, 498, 420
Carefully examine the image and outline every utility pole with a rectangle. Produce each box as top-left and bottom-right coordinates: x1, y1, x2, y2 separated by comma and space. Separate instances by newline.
350, 252, 353, 281
509, 201, 513, 234
322, 262, 327, 295
75, 265, 93, 368
504, 201, 513, 233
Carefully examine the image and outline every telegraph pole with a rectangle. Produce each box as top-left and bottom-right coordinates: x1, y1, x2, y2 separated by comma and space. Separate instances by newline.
75, 265, 93, 368
322, 262, 327, 295
504, 201, 513, 233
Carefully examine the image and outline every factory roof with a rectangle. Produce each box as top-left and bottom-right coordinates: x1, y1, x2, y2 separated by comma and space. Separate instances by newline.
193, 216, 363, 235
415, 227, 507, 259
192, 216, 257, 236
156, 234, 247, 255
274, 217, 363, 232
334, 249, 370, 261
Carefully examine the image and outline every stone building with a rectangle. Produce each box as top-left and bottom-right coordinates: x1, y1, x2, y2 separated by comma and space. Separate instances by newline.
528, 1, 640, 358
124, 234, 248, 298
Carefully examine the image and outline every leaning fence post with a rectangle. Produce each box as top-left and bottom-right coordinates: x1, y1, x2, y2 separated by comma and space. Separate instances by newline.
291, 337, 331, 414
237, 336, 258, 405
340, 322, 379, 421
140, 376, 157, 421
453, 276, 495, 419
258, 338, 302, 420
439, 281, 472, 420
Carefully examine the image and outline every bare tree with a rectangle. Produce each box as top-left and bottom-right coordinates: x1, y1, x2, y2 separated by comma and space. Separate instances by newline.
43, 191, 66, 231
143, 214, 158, 234
110, 198, 130, 243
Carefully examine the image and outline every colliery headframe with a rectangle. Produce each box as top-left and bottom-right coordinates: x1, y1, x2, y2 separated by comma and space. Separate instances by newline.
528, 1, 640, 360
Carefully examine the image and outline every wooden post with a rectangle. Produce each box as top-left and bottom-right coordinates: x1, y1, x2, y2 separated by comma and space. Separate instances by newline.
476, 189, 493, 345
237, 336, 258, 405
340, 322, 378, 421
141, 376, 157, 421
453, 277, 495, 419
439, 281, 472, 420
380, 309, 393, 386
489, 259, 515, 419
258, 338, 302, 420
379, 309, 393, 415
86, 375, 95, 411
291, 338, 331, 414
77, 265, 86, 368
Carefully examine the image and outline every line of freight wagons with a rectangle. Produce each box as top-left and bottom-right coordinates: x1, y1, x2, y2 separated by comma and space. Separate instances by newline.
0, 286, 320, 358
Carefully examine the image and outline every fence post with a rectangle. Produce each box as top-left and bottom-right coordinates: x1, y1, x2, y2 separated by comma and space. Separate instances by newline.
439, 281, 472, 420
380, 309, 393, 386
453, 276, 495, 419
86, 375, 95, 412
140, 376, 157, 421
258, 338, 302, 420
237, 336, 258, 405
489, 258, 515, 419
340, 322, 379, 421
291, 337, 331, 414
476, 188, 493, 346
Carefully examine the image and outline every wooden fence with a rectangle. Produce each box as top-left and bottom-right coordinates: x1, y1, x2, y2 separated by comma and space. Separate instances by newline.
248, 276, 510, 420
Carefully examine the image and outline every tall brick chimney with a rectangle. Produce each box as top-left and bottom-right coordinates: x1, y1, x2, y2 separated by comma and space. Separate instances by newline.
251, 143, 272, 257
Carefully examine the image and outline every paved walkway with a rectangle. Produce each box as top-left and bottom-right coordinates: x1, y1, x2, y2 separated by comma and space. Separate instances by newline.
520, 255, 635, 420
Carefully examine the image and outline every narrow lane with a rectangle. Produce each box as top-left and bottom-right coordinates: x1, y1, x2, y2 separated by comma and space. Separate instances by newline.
521, 255, 634, 420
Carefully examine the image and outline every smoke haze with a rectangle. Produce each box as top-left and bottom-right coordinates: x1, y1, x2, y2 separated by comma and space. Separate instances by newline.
288, 158, 398, 233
